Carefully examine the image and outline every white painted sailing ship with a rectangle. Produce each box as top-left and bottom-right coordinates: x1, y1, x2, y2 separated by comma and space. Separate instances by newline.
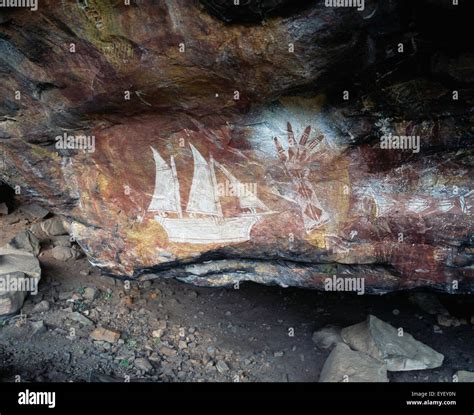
148, 144, 273, 244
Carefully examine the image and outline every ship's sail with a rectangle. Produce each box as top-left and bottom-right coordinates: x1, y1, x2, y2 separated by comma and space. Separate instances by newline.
148, 147, 181, 214
215, 161, 269, 212
186, 144, 222, 216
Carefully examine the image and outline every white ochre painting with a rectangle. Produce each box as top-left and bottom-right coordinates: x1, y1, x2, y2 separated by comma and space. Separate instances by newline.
148, 144, 274, 244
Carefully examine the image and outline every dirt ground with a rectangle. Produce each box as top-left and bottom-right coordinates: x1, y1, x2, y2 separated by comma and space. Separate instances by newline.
0, 206, 473, 383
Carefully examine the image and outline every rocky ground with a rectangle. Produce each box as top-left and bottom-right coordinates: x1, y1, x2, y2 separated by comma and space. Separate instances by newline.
0, 200, 473, 383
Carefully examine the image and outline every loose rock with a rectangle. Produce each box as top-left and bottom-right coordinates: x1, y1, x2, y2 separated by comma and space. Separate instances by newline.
135, 357, 153, 373
31, 320, 47, 335
312, 325, 343, 350
32, 300, 50, 314
437, 315, 461, 328
68, 311, 94, 326
83, 287, 99, 301
319, 343, 388, 383
40, 217, 69, 236
216, 360, 229, 373
52, 235, 72, 248
0, 247, 41, 316
50, 246, 81, 261
8, 230, 41, 256
341, 315, 444, 371
455, 370, 474, 382
90, 327, 121, 343
0, 246, 42, 279
0, 203, 8, 215
0, 272, 29, 316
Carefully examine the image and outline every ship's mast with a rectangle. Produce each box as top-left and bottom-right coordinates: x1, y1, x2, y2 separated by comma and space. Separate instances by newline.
170, 155, 183, 218
209, 155, 224, 218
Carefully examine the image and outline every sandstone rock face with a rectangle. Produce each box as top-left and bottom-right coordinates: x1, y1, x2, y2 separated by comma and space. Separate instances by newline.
0, 1, 472, 291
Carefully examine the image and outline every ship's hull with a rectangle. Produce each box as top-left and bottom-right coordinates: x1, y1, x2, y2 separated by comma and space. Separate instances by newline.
155, 215, 260, 243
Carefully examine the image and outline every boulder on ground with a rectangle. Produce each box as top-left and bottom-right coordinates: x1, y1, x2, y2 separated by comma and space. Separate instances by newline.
0, 246, 42, 317
341, 315, 444, 371
50, 246, 82, 261
455, 371, 474, 382
40, 217, 69, 237
8, 230, 41, 256
0, 246, 41, 279
319, 343, 389, 383
52, 235, 72, 248
312, 325, 343, 350
0, 272, 30, 316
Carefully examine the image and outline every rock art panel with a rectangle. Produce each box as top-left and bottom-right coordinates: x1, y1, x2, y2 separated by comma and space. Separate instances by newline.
0, 0, 472, 292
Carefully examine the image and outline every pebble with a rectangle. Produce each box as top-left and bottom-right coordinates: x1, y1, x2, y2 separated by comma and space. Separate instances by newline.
437, 315, 461, 328
31, 320, 46, 335
151, 329, 163, 338
135, 357, 153, 373
83, 287, 99, 301
159, 347, 177, 357
58, 291, 73, 301
140, 281, 152, 289
68, 311, 94, 326
32, 300, 50, 314
433, 325, 443, 334
207, 346, 216, 355
216, 360, 229, 373
90, 327, 121, 343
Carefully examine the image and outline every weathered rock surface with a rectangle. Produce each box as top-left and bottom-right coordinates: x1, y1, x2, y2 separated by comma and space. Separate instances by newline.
49, 246, 82, 262
409, 293, 450, 316
18, 204, 49, 221
312, 325, 343, 350
0, 271, 29, 316
455, 370, 474, 383
0, 1, 472, 291
0, 246, 41, 280
341, 315, 444, 371
0, 246, 41, 316
319, 343, 389, 383
90, 327, 121, 343
32, 300, 50, 314
39, 217, 69, 237
0, 203, 8, 216
8, 230, 41, 256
